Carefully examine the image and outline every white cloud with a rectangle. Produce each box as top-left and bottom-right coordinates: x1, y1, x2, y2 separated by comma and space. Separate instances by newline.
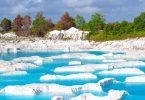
75, 6, 99, 13
62, 0, 95, 7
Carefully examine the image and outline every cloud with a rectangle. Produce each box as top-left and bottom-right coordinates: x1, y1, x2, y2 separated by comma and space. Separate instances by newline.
75, 6, 99, 13
0, 0, 144, 22
62, 0, 95, 8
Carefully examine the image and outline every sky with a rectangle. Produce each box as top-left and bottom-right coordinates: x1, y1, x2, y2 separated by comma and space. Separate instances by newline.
0, 0, 145, 22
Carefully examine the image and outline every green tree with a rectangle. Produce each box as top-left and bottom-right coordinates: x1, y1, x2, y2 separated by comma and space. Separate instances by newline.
125, 23, 134, 33
134, 12, 145, 31
31, 12, 48, 37
74, 14, 85, 30
88, 13, 105, 34
104, 23, 114, 33
1, 18, 11, 32
120, 20, 129, 34
111, 22, 121, 35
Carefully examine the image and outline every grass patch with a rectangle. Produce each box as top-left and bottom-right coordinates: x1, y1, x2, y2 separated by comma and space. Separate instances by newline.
87, 31, 145, 42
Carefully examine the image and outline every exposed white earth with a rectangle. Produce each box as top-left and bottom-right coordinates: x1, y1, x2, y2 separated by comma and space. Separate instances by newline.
0, 78, 118, 96
54, 61, 145, 73
54, 64, 111, 73
51, 96, 65, 100
13, 56, 53, 65
1, 31, 145, 99
68, 61, 82, 65
0, 71, 27, 76
40, 73, 97, 81
125, 75, 145, 83
49, 53, 105, 60
0, 60, 38, 72
99, 68, 144, 75
71, 90, 128, 100
97, 78, 119, 86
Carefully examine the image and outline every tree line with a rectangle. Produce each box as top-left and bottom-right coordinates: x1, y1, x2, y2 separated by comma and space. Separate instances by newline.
1, 11, 145, 41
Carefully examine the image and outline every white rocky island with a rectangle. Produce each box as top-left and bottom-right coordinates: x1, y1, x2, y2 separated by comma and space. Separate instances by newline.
125, 75, 145, 83
40, 73, 97, 81
0, 78, 119, 96
71, 90, 128, 100
99, 68, 144, 75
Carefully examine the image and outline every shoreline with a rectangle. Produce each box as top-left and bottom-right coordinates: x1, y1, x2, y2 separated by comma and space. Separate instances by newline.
1, 36, 145, 53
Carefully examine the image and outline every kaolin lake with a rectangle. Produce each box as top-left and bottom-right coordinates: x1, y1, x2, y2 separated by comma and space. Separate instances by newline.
0, 51, 145, 100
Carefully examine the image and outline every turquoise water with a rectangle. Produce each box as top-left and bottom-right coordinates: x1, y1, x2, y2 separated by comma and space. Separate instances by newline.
0, 51, 145, 100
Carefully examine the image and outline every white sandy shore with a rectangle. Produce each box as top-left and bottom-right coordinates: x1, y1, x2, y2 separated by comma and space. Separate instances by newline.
0, 37, 145, 53
0, 37, 145, 63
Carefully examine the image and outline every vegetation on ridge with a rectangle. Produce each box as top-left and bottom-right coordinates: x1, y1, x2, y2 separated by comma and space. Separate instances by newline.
0, 11, 145, 41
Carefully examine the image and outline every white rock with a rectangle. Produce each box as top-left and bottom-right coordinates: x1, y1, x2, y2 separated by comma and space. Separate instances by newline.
0, 86, 36, 95
71, 90, 128, 100
68, 61, 81, 65
1, 71, 27, 76
81, 83, 102, 92
50, 53, 105, 60
55, 61, 145, 73
2, 32, 17, 39
108, 90, 128, 100
11, 63, 38, 70
103, 59, 126, 63
99, 68, 144, 75
7, 47, 17, 53
54, 64, 111, 73
3, 45, 17, 53
98, 78, 118, 87
115, 52, 145, 60
12, 56, 53, 65
0, 61, 38, 72
94, 37, 145, 51
43, 57, 53, 63
125, 75, 145, 83
103, 53, 114, 57
48, 27, 89, 40
0, 39, 93, 52
112, 61, 145, 68
51, 96, 65, 100
40, 73, 97, 81
0, 83, 103, 96
71, 93, 102, 100
13, 56, 43, 65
